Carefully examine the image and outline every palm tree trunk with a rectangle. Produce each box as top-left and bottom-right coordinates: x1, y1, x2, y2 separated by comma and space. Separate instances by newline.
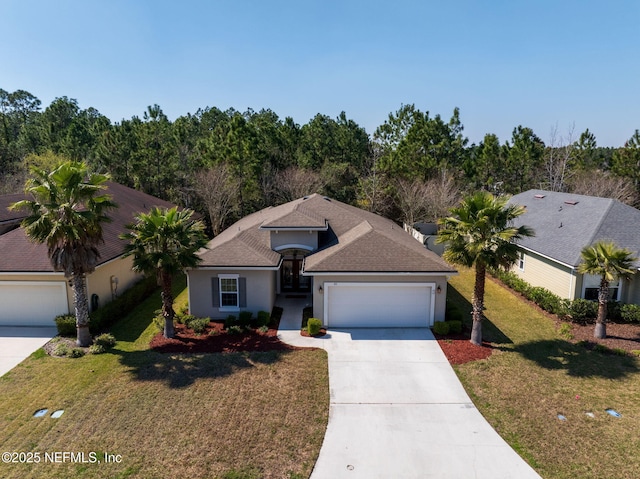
71, 274, 92, 347
470, 261, 486, 346
160, 270, 175, 339
595, 278, 608, 339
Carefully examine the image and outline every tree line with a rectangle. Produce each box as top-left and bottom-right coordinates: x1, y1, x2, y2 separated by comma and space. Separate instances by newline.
2, 88, 639, 234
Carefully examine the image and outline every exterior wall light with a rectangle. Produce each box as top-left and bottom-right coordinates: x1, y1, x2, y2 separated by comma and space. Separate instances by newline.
436, 285, 442, 294
318, 285, 323, 294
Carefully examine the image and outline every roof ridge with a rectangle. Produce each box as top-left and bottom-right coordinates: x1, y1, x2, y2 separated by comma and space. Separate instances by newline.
586, 197, 615, 247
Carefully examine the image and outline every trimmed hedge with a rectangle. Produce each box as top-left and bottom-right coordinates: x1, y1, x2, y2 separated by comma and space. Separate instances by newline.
447, 320, 463, 334
89, 276, 158, 334
433, 321, 450, 335
621, 303, 640, 323
55, 314, 77, 337
307, 318, 322, 336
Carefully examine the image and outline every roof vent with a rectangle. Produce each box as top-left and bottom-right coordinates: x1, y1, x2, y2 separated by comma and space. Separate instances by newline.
303, 196, 309, 200
323, 196, 331, 201
534, 194, 546, 199
564, 200, 579, 205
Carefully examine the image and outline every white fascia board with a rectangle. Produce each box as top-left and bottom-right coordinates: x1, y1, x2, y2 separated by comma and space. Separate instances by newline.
302, 271, 457, 277
259, 226, 328, 232
517, 245, 575, 269
191, 265, 281, 271
0, 271, 66, 276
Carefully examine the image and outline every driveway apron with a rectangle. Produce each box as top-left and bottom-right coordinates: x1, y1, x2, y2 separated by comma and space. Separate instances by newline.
276, 299, 540, 478
0, 326, 57, 377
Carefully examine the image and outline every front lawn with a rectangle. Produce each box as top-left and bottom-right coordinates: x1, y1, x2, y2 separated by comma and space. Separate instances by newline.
449, 269, 640, 479
0, 277, 329, 479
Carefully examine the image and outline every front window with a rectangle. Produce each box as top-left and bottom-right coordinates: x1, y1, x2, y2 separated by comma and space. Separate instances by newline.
219, 275, 239, 309
583, 274, 620, 301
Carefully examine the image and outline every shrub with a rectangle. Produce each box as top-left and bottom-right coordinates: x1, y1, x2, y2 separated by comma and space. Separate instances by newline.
94, 333, 116, 348
53, 342, 70, 357
301, 306, 313, 330
607, 301, 622, 322
433, 321, 450, 335
238, 311, 253, 326
621, 303, 640, 323
307, 317, 322, 336
256, 310, 271, 327
258, 325, 269, 333
55, 314, 77, 337
445, 302, 464, 322
224, 315, 237, 329
567, 299, 598, 324
152, 312, 165, 332
88, 344, 106, 355
188, 317, 210, 335
89, 276, 158, 334
68, 347, 85, 358
227, 325, 244, 335
447, 320, 462, 334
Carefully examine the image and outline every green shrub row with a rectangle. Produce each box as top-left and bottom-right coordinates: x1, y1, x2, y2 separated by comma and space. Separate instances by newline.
490, 269, 638, 324
54, 314, 77, 337
89, 276, 158, 334
223, 310, 272, 330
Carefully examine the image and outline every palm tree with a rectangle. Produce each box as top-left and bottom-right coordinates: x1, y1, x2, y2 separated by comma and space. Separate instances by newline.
578, 241, 637, 339
437, 191, 534, 345
120, 207, 208, 338
10, 161, 116, 346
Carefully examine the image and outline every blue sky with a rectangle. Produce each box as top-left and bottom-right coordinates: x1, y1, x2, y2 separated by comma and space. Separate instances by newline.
1, 0, 638, 146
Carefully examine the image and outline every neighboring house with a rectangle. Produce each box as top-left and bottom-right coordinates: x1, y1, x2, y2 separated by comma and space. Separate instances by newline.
404, 222, 445, 256
508, 190, 640, 305
188, 194, 457, 328
0, 182, 177, 326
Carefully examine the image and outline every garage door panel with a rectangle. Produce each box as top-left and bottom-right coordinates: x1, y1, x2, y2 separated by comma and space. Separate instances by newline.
0, 282, 68, 326
326, 283, 433, 328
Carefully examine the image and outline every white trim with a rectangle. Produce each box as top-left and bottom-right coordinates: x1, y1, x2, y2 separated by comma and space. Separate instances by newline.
219, 274, 240, 310
304, 271, 456, 277
193, 265, 281, 271
323, 281, 436, 327
517, 245, 574, 269
273, 244, 315, 252
0, 271, 65, 276
260, 226, 328, 232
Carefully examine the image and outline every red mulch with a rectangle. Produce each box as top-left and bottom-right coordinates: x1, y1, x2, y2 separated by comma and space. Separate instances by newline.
561, 321, 640, 354
300, 328, 327, 338
434, 331, 494, 365
150, 321, 301, 353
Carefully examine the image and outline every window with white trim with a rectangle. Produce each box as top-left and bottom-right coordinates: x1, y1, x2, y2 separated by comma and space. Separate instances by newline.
219, 274, 239, 310
518, 251, 525, 271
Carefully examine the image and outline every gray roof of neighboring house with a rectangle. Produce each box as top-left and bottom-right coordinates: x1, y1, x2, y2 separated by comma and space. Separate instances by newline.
198, 194, 456, 274
0, 182, 176, 272
509, 190, 640, 268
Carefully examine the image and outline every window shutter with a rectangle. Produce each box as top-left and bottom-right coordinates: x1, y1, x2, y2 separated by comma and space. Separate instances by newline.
212, 277, 220, 307
239, 277, 247, 307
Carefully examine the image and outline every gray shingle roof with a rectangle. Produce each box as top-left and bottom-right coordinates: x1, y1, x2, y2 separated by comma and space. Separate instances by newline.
509, 190, 640, 268
0, 182, 177, 272
198, 194, 456, 274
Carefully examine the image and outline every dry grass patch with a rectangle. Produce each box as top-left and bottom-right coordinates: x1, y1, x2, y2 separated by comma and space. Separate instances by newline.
0, 277, 329, 479
449, 270, 640, 479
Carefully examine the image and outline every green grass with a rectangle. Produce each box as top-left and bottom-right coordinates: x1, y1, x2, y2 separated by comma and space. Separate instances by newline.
0, 275, 329, 479
449, 269, 640, 479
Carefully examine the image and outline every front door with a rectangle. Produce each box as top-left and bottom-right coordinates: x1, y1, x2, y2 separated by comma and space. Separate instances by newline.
281, 259, 310, 293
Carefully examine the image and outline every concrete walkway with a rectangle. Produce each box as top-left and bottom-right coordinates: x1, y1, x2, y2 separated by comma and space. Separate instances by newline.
276, 296, 540, 479
0, 326, 57, 377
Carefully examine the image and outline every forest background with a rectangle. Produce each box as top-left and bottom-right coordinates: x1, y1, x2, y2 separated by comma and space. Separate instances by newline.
2, 88, 639, 235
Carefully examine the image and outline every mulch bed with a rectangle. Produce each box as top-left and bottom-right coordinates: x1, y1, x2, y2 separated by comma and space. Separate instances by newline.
561, 321, 640, 354
434, 331, 494, 365
150, 321, 302, 353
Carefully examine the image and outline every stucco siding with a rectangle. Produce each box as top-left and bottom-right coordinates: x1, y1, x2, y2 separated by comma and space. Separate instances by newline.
310, 274, 449, 324
512, 251, 577, 299
86, 256, 142, 311
270, 230, 318, 251
188, 269, 276, 319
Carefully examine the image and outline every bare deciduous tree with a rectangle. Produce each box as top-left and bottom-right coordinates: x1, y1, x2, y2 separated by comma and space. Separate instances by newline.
567, 170, 640, 207
396, 172, 462, 226
395, 178, 429, 226
543, 124, 575, 192
272, 166, 325, 203
193, 163, 239, 236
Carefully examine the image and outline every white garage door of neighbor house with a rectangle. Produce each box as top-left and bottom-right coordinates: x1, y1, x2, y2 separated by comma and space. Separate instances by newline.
324, 282, 434, 328
0, 282, 69, 327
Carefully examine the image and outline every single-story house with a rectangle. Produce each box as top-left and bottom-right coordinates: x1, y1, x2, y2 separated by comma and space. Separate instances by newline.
0, 182, 177, 326
508, 189, 640, 304
188, 194, 457, 328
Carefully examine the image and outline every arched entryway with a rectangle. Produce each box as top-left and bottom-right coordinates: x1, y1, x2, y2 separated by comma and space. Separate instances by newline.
276, 247, 312, 293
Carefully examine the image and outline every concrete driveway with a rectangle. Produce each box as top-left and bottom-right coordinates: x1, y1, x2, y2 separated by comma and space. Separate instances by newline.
276, 298, 540, 478
0, 326, 57, 377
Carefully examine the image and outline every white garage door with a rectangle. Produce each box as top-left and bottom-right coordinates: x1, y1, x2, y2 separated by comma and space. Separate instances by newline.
324, 282, 434, 328
0, 281, 69, 326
